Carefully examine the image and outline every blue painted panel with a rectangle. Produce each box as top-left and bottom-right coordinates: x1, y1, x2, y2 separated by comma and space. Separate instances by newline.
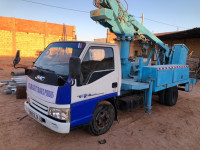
142, 66, 157, 89
71, 92, 118, 127
142, 66, 157, 80
157, 70, 173, 86
172, 44, 189, 65
142, 65, 190, 92
121, 79, 149, 90
173, 68, 189, 82
153, 79, 189, 92
56, 83, 71, 104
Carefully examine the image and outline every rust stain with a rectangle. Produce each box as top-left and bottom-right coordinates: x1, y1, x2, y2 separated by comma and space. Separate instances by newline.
93, 10, 101, 16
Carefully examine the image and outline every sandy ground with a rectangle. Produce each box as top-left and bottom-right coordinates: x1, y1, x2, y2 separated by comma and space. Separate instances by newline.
0, 57, 200, 150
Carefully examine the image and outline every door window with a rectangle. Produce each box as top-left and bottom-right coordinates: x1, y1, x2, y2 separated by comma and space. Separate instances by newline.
80, 47, 114, 85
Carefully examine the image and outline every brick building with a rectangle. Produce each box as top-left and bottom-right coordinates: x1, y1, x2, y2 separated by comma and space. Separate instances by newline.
155, 28, 200, 57
0, 16, 76, 57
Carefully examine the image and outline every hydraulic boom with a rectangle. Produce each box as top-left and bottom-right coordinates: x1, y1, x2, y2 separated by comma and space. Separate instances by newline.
91, 0, 172, 63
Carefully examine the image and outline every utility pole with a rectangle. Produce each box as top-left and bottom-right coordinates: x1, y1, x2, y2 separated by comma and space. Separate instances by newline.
142, 13, 144, 25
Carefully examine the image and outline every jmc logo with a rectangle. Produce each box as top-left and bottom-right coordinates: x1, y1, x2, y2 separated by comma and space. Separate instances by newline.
35, 75, 45, 81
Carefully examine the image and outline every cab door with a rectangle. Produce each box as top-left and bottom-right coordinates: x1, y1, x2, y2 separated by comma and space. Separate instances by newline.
70, 45, 119, 127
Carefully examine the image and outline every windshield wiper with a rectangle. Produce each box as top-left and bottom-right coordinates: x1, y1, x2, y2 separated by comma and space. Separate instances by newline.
34, 66, 55, 73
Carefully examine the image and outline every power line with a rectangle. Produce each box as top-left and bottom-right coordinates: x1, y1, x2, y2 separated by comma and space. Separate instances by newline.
137, 16, 188, 30
144, 17, 188, 29
21, 0, 189, 30
21, 0, 90, 14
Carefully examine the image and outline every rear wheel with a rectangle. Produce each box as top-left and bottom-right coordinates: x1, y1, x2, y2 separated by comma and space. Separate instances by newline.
158, 90, 165, 105
165, 86, 178, 106
89, 101, 115, 136
158, 86, 178, 106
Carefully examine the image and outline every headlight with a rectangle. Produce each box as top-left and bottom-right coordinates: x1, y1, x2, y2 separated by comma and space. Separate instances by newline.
48, 107, 70, 121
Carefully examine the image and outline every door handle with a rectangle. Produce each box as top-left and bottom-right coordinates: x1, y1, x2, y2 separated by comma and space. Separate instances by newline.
112, 82, 118, 88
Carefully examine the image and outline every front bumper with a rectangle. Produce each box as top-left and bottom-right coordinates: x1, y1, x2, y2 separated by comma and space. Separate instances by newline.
24, 101, 70, 134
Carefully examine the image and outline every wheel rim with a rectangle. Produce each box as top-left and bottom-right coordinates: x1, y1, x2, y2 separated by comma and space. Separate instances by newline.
95, 109, 110, 129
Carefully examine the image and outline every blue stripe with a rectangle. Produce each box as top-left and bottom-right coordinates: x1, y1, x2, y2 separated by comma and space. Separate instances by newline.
71, 92, 117, 127
55, 83, 71, 104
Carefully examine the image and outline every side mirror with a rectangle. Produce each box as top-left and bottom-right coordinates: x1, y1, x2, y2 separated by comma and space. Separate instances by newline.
57, 76, 75, 87
13, 50, 21, 68
57, 76, 66, 87
69, 57, 81, 79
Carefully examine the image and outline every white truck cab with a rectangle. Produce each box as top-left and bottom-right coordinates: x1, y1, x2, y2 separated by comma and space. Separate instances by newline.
24, 41, 121, 134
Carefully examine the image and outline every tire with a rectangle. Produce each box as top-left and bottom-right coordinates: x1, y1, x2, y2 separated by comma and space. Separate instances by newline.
158, 90, 166, 105
89, 101, 115, 136
165, 86, 178, 106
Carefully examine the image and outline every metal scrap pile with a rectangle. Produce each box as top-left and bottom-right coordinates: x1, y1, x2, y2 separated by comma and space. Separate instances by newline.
187, 57, 200, 78
0, 71, 27, 99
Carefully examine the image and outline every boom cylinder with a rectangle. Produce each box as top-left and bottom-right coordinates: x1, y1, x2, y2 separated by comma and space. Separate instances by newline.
120, 41, 130, 79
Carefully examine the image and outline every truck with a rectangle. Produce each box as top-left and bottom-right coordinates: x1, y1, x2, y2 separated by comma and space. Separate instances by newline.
13, 0, 196, 135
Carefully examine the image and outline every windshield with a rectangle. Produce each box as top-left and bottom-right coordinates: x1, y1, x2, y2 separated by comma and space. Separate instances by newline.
35, 42, 85, 75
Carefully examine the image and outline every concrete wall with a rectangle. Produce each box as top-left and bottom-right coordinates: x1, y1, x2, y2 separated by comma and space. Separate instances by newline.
0, 16, 76, 57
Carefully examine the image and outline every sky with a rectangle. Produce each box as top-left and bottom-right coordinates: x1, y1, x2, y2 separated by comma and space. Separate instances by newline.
0, 0, 200, 41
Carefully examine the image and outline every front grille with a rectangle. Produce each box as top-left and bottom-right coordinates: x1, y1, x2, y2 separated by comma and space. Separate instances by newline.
30, 99, 48, 115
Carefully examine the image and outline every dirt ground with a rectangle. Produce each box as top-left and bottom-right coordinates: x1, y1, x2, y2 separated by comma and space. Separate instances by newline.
0, 57, 200, 150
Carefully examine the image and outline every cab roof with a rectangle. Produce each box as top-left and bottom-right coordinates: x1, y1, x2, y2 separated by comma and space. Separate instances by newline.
53, 41, 117, 46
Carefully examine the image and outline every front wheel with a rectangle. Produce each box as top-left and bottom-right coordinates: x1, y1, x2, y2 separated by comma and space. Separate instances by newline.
89, 101, 115, 136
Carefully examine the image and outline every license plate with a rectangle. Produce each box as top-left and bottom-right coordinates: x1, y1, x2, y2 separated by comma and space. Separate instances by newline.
29, 110, 41, 122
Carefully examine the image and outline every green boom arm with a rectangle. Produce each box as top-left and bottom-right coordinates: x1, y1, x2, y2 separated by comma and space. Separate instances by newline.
91, 0, 170, 57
